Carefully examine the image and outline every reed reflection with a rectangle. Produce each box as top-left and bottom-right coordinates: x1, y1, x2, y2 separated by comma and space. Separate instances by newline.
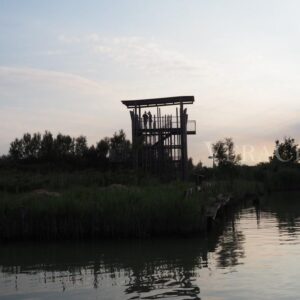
262, 192, 300, 242
0, 239, 211, 299
0, 205, 247, 299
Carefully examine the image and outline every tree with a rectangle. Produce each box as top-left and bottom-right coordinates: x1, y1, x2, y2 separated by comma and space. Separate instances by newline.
9, 133, 41, 161
9, 138, 23, 160
74, 135, 88, 158
29, 133, 42, 159
40, 131, 54, 161
212, 137, 241, 167
194, 161, 203, 173
53, 133, 73, 159
270, 137, 299, 163
109, 130, 131, 163
96, 138, 110, 160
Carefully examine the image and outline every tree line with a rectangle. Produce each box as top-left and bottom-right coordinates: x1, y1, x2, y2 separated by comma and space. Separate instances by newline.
210, 136, 300, 167
2, 130, 300, 178
5, 130, 131, 169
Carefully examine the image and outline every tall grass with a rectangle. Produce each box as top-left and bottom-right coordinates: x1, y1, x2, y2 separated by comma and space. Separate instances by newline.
0, 184, 210, 240
0, 167, 263, 241
265, 168, 300, 191
202, 179, 263, 199
0, 169, 146, 193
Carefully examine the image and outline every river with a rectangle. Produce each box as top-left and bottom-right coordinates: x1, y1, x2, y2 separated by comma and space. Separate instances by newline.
1, 192, 300, 300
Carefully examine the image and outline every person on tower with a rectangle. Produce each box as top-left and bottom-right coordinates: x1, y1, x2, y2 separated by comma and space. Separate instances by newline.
143, 111, 148, 128
148, 111, 152, 128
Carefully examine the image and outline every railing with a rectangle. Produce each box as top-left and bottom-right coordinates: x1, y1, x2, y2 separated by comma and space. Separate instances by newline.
136, 116, 196, 132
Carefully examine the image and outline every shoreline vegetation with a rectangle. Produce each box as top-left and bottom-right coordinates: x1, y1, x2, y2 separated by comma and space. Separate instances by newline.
0, 171, 262, 241
1, 131, 300, 241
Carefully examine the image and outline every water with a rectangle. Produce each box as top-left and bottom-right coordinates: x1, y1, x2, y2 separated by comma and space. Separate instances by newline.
1, 192, 300, 300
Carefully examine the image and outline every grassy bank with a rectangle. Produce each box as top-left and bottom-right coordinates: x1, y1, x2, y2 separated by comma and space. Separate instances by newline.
0, 168, 141, 193
0, 184, 205, 240
0, 171, 262, 241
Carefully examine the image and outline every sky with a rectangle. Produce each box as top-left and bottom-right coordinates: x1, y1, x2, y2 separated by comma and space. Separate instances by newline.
1, 0, 300, 165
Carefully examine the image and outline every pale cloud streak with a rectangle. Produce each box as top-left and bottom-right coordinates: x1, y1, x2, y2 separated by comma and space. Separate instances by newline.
0, 66, 111, 95
59, 33, 211, 75
58, 34, 81, 44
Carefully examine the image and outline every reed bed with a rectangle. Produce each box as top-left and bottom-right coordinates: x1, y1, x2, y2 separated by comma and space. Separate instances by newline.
0, 184, 209, 240
0, 167, 262, 241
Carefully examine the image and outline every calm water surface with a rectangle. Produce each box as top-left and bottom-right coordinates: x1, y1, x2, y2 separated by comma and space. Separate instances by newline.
1, 193, 300, 300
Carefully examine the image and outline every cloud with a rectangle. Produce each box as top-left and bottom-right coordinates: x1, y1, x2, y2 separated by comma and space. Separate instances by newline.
59, 33, 210, 75
58, 34, 81, 43
93, 36, 198, 73
0, 66, 109, 94
43, 50, 67, 56
0, 66, 121, 112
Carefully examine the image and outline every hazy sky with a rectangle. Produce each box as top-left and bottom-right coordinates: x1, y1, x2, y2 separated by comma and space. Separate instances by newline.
1, 0, 300, 165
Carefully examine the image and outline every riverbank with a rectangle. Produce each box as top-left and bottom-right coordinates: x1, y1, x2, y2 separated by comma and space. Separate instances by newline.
0, 172, 262, 241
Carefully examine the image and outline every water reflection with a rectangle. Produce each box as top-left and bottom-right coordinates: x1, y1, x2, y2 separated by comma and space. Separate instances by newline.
215, 228, 245, 269
125, 271, 200, 299
0, 228, 235, 299
2, 193, 300, 299
0, 239, 211, 299
263, 192, 300, 244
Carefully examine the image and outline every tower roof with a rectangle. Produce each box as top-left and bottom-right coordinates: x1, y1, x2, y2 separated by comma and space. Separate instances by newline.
122, 96, 194, 108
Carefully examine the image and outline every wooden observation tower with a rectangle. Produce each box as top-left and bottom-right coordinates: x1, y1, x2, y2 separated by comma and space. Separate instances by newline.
122, 96, 196, 180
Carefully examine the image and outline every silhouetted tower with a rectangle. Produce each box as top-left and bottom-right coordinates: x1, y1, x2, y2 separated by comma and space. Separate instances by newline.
122, 96, 196, 180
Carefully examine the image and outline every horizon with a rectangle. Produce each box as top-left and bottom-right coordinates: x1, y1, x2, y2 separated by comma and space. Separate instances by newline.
1, 0, 300, 166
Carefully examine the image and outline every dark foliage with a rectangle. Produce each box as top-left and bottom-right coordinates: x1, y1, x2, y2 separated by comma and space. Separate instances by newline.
212, 137, 241, 167
270, 137, 300, 164
6, 130, 132, 170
